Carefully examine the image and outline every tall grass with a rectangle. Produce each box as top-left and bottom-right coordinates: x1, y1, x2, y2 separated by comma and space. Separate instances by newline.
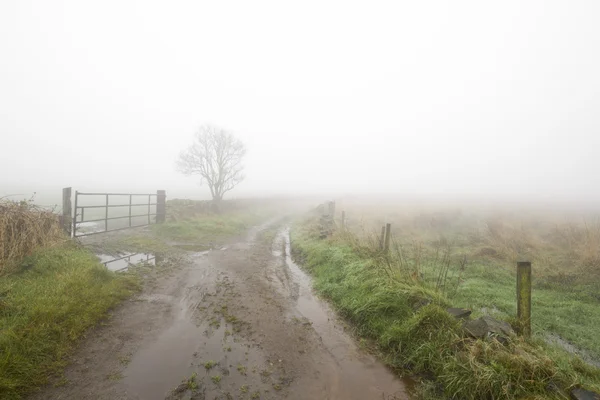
0, 200, 65, 276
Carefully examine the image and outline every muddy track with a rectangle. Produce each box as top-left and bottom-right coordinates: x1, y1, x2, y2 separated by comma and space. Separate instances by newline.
30, 221, 411, 400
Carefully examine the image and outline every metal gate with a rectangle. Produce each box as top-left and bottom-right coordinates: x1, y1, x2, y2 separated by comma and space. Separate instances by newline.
64, 189, 166, 237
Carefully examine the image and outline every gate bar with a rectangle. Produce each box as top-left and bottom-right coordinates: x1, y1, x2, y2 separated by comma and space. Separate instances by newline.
75, 203, 157, 209
78, 214, 158, 224
77, 192, 158, 196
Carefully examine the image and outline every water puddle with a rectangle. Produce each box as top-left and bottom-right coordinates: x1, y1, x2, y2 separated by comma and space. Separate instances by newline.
96, 252, 156, 271
124, 316, 201, 399
272, 227, 414, 399
123, 271, 269, 400
76, 221, 105, 235
546, 333, 600, 368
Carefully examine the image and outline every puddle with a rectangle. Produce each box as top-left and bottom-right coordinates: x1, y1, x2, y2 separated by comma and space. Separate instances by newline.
123, 270, 270, 400
96, 252, 156, 271
124, 317, 201, 399
272, 227, 414, 399
546, 333, 600, 368
76, 221, 105, 235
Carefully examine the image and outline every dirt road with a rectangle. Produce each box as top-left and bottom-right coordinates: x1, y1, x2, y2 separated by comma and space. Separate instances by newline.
31, 221, 411, 400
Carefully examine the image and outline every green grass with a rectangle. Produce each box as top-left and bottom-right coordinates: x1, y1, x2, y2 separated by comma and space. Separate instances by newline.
291, 218, 600, 399
186, 372, 198, 390
152, 211, 264, 243
0, 243, 139, 399
204, 360, 217, 370
449, 262, 600, 360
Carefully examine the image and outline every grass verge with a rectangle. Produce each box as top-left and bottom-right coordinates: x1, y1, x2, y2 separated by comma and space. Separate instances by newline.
450, 261, 600, 361
152, 211, 267, 244
0, 243, 140, 399
291, 217, 600, 399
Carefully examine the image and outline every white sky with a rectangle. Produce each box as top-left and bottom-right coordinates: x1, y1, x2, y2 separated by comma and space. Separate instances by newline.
1, 0, 599, 202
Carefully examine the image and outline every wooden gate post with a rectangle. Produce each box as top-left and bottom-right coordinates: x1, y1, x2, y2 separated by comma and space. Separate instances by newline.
156, 190, 166, 223
384, 223, 392, 254
517, 261, 532, 337
341, 211, 345, 230
61, 187, 72, 236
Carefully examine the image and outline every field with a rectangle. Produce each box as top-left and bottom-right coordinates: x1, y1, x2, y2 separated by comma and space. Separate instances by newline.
4, 192, 600, 399
291, 196, 600, 399
338, 197, 600, 359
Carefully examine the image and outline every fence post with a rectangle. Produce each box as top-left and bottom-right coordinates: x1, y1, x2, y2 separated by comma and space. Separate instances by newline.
61, 187, 72, 236
129, 194, 132, 227
341, 211, 345, 230
156, 190, 166, 223
517, 261, 532, 337
72, 191, 78, 237
380, 226, 385, 249
105, 194, 109, 232
384, 223, 392, 254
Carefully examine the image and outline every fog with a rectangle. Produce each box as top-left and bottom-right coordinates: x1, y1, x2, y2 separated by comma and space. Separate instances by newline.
1, 1, 599, 205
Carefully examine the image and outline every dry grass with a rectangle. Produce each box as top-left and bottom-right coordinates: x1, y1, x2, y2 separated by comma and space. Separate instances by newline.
337, 198, 600, 281
0, 199, 65, 275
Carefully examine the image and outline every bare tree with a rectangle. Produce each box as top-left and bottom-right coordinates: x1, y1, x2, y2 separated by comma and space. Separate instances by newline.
177, 125, 246, 204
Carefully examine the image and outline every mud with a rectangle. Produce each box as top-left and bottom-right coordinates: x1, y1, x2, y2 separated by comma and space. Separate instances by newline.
30, 220, 412, 400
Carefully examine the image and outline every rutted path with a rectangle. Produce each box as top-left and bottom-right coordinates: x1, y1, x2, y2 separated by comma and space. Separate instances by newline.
31, 221, 411, 400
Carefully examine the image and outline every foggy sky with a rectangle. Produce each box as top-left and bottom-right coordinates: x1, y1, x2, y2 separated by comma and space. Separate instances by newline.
1, 1, 599, 203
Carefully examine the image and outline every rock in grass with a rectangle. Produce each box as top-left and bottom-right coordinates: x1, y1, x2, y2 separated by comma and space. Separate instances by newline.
571, 388, 600, 400
447, 308, 472, 320
463, 316, 514, 341
411, 297, 431, 310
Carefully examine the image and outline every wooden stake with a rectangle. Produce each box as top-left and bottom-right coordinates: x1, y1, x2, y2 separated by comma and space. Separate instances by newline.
61, 187, 72, 236
517, 261, 532, 337
384, 223, 391, 254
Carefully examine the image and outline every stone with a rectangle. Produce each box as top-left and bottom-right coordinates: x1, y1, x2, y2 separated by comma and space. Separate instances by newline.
463, 316, 515, 340
571, 388, 600, 400
411, 298, 431, 310
447, 308, 472, 320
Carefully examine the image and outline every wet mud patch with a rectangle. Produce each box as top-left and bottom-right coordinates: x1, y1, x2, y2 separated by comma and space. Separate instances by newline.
172, 243, 213, 252
160, 275, 293, 400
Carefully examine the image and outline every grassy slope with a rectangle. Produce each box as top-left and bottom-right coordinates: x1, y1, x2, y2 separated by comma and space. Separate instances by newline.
291, 219, 600, 400
152, 211, 267, 243
0, 244, 139, 399
450, 263, 600, 360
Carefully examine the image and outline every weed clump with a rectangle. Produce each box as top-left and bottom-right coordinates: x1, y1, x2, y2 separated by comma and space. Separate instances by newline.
0, 199, 65, 275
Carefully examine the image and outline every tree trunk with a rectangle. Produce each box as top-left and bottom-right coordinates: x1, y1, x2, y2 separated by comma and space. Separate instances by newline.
211, 194, 222, 213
